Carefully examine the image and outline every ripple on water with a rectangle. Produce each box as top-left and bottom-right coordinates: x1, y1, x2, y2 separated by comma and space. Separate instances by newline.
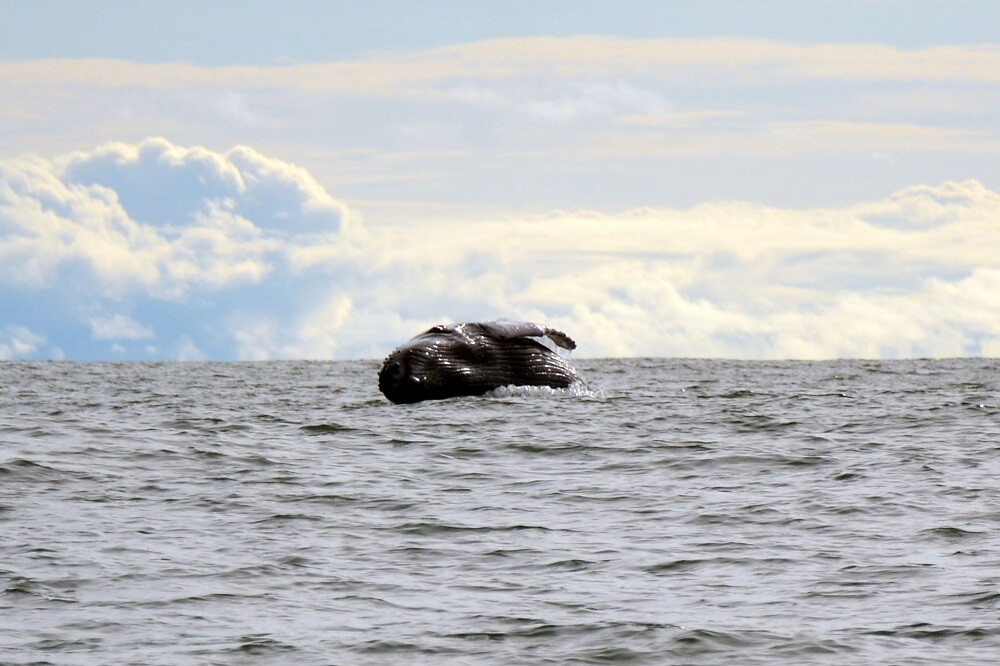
1, 359, 999, 664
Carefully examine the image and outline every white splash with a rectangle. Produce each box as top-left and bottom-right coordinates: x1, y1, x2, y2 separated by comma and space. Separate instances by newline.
487, 380, 603, 400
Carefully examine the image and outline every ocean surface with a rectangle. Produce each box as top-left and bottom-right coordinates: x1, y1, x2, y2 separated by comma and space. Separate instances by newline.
1, 358, 998, 665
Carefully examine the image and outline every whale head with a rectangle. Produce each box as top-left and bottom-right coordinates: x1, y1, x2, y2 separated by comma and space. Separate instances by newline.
378, 326, 473, 404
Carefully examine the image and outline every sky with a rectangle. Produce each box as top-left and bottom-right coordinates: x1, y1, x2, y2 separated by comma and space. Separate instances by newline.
1, 1, 999, 360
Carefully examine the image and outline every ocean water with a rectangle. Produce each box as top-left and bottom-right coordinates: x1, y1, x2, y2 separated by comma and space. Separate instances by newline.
1, 358, 998, 665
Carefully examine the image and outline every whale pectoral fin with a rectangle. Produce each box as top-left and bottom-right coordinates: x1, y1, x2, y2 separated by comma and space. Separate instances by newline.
481, 320, 577, 351
540, 327, 576, 351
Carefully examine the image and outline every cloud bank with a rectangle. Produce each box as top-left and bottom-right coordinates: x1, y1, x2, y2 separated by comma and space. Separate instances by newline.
2, 138, 1000, 360
3, 36, 998, 214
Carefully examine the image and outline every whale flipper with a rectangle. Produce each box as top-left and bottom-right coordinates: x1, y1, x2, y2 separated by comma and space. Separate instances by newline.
478, 320, 577, 350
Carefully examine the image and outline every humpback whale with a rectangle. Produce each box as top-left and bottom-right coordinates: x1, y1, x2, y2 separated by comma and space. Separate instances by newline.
378, 320, 579, 404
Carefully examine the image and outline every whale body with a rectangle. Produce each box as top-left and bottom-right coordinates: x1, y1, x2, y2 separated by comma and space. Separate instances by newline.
378, 320, 579, 404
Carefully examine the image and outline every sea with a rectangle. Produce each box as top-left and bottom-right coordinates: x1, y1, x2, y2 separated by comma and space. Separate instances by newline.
1, 358, 998, 665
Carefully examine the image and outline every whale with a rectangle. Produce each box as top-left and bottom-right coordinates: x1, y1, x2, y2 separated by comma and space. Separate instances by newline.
378, 320, 579, 404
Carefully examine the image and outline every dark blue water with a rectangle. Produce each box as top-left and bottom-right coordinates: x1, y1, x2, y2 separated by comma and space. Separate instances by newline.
2, 359, 998, 664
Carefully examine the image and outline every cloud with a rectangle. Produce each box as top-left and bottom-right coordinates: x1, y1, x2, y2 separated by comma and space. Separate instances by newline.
1, 137, 349, 300
3, 32, 996, 361
0, 325, 46, 360
3, 37, 997, 215
57, 137, 347, 232
350, 178, 1000, 359
89, 314, 154, 341
515, 81, 670, 123
4, 39, 999, 93
2, 138, 1000, 360
231, 294, 354, 360
0, 138, 358, 359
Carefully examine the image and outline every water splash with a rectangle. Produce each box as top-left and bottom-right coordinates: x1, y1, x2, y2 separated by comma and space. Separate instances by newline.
488, 380, 603, 400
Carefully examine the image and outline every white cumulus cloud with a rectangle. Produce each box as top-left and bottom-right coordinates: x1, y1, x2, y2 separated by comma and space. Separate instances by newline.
1, 137, 352, 299
56, 137, 347, 232
0, 138, 357, 359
